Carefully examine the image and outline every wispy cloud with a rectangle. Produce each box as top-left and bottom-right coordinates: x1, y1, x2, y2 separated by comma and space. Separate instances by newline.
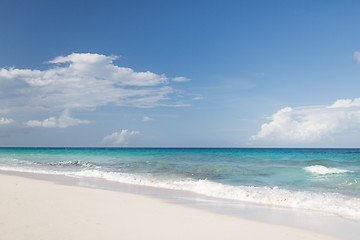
0, 117, 13, 125
26, 110, 90, 128
354, 51, 360, 63
102, 130, 139, 145
143, 116, 155, 122
192, 96, 206, 100
251, 98, 360, 143
172, 76, 191, 82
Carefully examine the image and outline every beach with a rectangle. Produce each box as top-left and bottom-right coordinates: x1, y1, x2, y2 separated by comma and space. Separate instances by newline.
1, 1, 360, 239
0, 173, 342, 240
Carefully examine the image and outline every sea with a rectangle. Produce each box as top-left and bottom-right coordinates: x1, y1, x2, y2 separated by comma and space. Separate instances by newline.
1, 148, 360, 222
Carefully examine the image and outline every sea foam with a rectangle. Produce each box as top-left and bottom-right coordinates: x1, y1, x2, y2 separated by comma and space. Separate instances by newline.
63, 169, 360, 220
48, 160, 100, 169
1, 165, 359, 220
304, 165, 353, 175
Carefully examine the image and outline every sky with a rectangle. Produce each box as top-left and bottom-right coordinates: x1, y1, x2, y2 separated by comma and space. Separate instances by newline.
1, 0, 360, 147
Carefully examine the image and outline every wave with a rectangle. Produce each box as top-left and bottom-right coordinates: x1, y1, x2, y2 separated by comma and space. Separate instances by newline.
304, 165, 353, 175
7, 158, 100, 169
1, 166, 360, 220
47, 160, 100, 169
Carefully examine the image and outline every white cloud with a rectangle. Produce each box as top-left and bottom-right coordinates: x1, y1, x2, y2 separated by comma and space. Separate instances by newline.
0, 117, 13, 125
251, 98, 360, 143
26, 110, 90, 128
0, 53, 188, 128
143, 116, 154, 122
328, 98, 360, 108
47, 53, 168, 87
102, 130, 139, 145
354, 51, 360, 63
172, 76, 190, 82
192, 96, 206, 100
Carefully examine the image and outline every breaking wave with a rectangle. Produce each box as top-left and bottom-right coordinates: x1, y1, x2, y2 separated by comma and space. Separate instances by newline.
304, 165, 353, 175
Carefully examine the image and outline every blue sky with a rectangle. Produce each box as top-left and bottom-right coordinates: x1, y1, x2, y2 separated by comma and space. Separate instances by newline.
1, 0, 360, 147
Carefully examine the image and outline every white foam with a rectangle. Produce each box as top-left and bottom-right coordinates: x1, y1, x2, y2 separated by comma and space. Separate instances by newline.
1, 166, 360, 220
304, 165, 353, 175
70, 170, 360, 220
49, 160, 100, 169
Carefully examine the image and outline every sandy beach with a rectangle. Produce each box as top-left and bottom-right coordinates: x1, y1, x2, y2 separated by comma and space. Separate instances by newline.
0, 173, 341, 240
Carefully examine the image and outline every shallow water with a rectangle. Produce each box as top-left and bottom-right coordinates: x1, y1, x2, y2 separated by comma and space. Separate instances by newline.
0, 148, 359, 220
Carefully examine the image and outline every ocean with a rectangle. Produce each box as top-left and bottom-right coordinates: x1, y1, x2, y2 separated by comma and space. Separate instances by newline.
1, 148, 359, 220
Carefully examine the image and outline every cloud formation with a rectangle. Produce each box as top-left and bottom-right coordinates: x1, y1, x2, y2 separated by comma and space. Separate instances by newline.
251, 98, 360, 143
192, 96, 206, 100
0, 117, 13, 125
0, 53, 186, 128
102, 130, 139, 145
172, 76, 190, 82
26, 110, 90, 128
143, 116, 155, 122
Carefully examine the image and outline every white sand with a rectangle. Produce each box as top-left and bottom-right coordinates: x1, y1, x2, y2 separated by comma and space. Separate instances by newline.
0, 174, 340, 240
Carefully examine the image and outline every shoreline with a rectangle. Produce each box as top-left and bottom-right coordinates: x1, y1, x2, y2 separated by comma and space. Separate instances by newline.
0, 171, 354, 240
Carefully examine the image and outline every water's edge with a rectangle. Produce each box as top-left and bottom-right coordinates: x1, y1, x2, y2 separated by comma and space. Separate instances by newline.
1, 169, 359, 240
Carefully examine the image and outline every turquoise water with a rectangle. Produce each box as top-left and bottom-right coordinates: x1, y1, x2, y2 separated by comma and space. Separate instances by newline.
1, 148, 360, 219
